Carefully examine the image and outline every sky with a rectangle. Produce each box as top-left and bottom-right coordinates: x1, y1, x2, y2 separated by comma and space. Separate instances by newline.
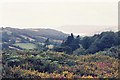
0, 0, 119, 36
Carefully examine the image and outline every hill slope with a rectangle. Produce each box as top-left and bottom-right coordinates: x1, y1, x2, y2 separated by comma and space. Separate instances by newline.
1, 27, 69, 50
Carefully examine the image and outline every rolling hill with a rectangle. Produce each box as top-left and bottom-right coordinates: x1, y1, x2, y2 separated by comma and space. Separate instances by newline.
1, 27, 69, 50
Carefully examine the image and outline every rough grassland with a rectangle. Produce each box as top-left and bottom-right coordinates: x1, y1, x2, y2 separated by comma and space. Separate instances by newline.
13, 43, 36, 49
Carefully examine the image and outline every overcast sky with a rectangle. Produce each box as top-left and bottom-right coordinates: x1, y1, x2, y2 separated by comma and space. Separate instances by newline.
0, 0, 119, 35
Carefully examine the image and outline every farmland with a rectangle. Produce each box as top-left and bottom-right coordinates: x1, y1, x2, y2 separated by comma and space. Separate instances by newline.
13, 43, 36, 49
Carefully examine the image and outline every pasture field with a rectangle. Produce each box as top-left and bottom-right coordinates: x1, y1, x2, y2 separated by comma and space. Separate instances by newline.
13, 43, 36, 49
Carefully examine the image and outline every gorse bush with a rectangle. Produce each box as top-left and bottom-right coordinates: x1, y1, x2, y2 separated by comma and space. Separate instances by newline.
2, 50, 119, 78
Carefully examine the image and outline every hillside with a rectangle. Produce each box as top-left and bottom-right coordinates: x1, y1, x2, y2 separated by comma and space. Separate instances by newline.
1, 27, 69, 50
2, 27, 68, 40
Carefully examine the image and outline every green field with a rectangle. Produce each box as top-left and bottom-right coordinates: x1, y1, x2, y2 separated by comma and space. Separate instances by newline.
13, 43, 36, 49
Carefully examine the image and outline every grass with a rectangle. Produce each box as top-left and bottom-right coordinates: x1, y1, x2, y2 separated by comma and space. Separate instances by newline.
13, 43, 36, 49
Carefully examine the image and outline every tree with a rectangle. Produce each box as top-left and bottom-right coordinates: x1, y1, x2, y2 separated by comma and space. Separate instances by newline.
64, 33, 74, 45
59, 33, 80, 54
70, 35, 80, 51
87, 31, 119, 53
43, 38, 50, 51
81, 36, 92, 49
74, 35, 80, 44
61, 40, 65, 46
97, 32, 116, 50
44, 38, 50, 47
2, 32, 9, 42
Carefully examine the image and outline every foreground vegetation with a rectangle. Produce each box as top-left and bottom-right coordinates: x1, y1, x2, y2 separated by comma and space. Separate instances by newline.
2, 50, 119, 79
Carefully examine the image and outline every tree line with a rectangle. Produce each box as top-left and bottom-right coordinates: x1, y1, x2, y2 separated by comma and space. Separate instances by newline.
54, 31, 120, 54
